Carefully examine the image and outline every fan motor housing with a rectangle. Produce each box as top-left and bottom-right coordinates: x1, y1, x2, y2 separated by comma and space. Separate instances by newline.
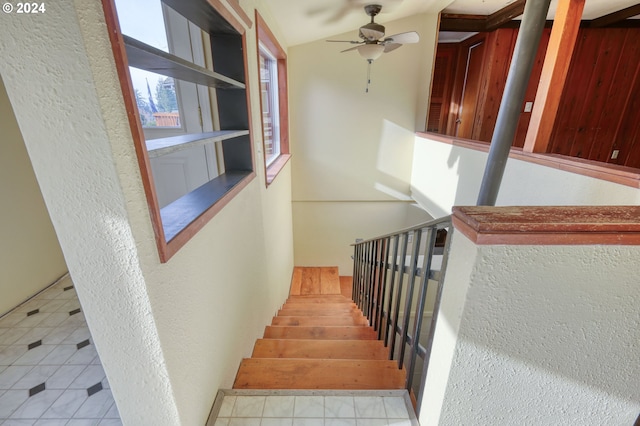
359, 22, 385, 41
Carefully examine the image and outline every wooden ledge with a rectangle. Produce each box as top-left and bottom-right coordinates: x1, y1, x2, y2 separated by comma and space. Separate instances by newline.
452, 206, 640, 245
416, 132, 640, 188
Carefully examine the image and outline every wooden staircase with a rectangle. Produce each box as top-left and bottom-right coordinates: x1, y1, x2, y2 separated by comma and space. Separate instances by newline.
233, 267, 406, 390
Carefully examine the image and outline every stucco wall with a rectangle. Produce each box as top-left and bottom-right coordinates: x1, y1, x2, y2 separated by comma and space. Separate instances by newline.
411, 135, 640, 217
289, 13, 440, 273
0, 77, 67, 316
421, 234, 640, 425
0, 1, 293, 424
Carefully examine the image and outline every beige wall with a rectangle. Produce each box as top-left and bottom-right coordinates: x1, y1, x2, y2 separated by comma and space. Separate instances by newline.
411, 135, 640, 217
0, 1, 293, 424
289, 13, 440, 274
422, 231, 640, 425
0, 77, 67, 316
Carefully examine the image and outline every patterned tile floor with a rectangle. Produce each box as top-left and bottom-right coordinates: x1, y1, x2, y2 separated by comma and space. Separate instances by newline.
209, 390, 419, 426
0, 275, 121, 425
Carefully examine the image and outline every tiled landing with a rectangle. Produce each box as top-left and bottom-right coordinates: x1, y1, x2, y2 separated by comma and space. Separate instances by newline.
207, 390, 419, 426
0, 275, 121, 425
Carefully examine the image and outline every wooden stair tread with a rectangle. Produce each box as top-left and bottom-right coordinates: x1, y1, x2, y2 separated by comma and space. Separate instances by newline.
271, 316, 369, 327
263, 326, 378, 340
233, 358, 405, 390
252, 339, 388, 359
281, 302, 357, 310
287, 295, 352, 302
277, 308, 361, 317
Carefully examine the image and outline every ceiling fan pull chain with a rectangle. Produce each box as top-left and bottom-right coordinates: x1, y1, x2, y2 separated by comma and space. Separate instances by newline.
366, 59, 373, 93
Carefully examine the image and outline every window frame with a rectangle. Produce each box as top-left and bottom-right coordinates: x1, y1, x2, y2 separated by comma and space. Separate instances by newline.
255, 11, 290, 186
102, 0, 255, 263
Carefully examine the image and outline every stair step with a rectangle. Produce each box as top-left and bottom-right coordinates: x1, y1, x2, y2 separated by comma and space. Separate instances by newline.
281, 302, 357, 310
252, 339, 388, 359
277, 308, 361, 317
287, 295, 352, 303
263, 326, 378, 340
290, 267, 342, 296
271, 315, 369, 327
233, 359, 405, 389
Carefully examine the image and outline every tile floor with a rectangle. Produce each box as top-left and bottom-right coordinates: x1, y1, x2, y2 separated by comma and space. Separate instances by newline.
0, 275, 121, 425
209, 390, 419, 426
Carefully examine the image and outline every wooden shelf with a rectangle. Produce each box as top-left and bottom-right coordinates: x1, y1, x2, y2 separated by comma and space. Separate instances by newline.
146, 130, 249, 158
123, 35, 245, 89
160, 171, 252, 241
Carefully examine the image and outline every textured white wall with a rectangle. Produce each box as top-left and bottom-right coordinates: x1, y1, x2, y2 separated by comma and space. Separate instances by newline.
0, 77, 67, 316
0, 0, 294, 425
422, 238, 640, 425
411, 135, 640, 217
289, 14, 439, 273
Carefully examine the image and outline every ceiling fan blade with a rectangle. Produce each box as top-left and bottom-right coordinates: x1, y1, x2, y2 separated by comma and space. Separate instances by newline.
383, 43, 402, 53
383, 31, 420, 45
327, 40, 362, 44
340, 45, 361, 53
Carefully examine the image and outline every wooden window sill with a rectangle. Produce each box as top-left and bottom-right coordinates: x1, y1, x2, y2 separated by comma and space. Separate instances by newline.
416, 132, 640, 189
265, 154, 291, 186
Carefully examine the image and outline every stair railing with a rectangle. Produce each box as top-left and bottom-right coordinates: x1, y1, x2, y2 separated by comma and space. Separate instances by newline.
351, 215, 453, 415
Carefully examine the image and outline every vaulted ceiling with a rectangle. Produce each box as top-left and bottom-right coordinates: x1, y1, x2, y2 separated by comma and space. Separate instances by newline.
261, 0, 640, 46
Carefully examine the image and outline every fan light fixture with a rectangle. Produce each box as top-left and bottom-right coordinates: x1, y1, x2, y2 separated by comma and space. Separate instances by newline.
358, 44, 385, 61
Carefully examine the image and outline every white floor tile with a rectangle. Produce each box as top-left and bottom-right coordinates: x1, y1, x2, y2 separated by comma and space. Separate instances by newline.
65, 345, 97, 365
0, 346, 29, 366
9, 390, 63, 419
263, 396, 295, 418
12, 345, 55, 366
11, 365, 59, 389
42, 389, 87, 419
228, 419, 261, 426
324, 397, 355, 418
39, 345, 77, 366
293, 396, 324, 418
0, 390, 29, 418
261, 418, 293, 426
0, 366, 33, 389
219, 396, 236, 417
382, 397, 409, 419
62, 328, 90, 346
42, 325, 78, 346
325, 419, 356, 426
14, 313, 52, 329
34, 419, 69, 425
232, 396, 265, 417
98, 419, 123, 426
0, 313, 30, 329
37, 313, 71, 328
37, 300, 69, 314
103, 401, 120, 419
68, 366, 105, 389
45, 365, 86, 389
66, 419, 100, 426
73, 389, 114, 419
0, 329, 30, 346
2, 419, 37, 425
14, 328, 52, 346
353, 397, 386, 418
291, 419, 323, 426
214, 418, 230, 426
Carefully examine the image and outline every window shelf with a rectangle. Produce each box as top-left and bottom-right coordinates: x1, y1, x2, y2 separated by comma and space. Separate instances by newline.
160, 170, 252, 241
146, 130, 249, 158
123, 35, 245, 89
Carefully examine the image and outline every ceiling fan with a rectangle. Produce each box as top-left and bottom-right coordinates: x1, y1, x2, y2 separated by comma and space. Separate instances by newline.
327, 4, 420, 62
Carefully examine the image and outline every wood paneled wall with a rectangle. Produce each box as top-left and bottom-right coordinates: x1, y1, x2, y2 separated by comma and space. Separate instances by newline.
549, 28, 640, 168
431, 27, 640, 169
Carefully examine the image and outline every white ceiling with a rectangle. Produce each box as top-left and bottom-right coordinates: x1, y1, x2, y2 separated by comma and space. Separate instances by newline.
260, 0, 640, 47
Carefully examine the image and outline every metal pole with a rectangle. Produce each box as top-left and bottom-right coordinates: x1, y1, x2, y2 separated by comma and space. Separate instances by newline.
476, 0, 552, 206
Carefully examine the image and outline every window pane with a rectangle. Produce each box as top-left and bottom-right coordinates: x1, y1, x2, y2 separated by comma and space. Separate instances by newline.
114, 0, 169, 52
259, 48, 280, 165
130, 68, 181, 129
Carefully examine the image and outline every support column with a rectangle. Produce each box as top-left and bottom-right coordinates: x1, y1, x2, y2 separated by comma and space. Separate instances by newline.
523, 0, 586, 153
476, 0, 551, 206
